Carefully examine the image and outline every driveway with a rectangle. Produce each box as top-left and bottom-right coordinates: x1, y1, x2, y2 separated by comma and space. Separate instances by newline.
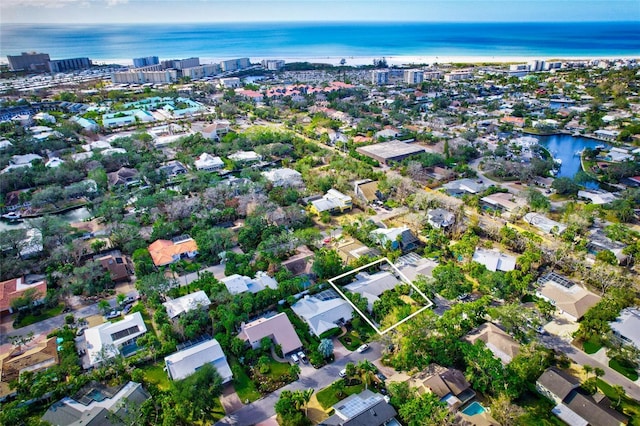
215, 342, 384, 426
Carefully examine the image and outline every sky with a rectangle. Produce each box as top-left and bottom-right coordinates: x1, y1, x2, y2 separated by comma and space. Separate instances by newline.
1, 0, 639, 24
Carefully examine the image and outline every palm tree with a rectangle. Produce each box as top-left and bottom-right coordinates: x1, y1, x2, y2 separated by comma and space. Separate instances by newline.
356, 360, 377, 390
300, 389, 314, 416
611, 385, 625, 407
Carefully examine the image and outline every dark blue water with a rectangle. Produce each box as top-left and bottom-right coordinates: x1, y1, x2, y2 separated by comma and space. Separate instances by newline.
538, 134, 609, 188
2, 22, 639, 61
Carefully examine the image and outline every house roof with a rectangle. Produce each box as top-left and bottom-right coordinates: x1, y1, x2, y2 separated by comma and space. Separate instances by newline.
148, 237, 198, 267
537, 367, 581, 401
42, 381, 149, 426
344, 271, 401, 310
610, 308, 640, 350
107, 167, 139, 187
321, 390, 397, 426
409, 365, 471, 399
564, 391, 629, 426
0, 276, 47, 312
472, 248, 517, 272
291, 294, 354, 336
427, 208, 455, 227
0, 336, 59, 396
537, 278, 601, 320
164, 338, 232, 382
464, 322, 520, 364
162, 290, 210, 319
84, 312, 147, 367
354, 180, 379, 202
98, 254, 131, 282
481, 192, 525, 211
221, 272, 278, 295
238, 312, 302, 355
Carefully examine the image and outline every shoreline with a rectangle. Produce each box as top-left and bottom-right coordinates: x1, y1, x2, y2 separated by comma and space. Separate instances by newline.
86, 54, 639, 68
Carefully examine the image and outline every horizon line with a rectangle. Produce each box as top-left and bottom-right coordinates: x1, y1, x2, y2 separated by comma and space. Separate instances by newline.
4, 19, 640, 25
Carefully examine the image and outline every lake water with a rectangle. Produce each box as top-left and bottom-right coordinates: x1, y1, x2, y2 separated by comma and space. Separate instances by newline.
0, 206, 92, 232
537, 134, 608, 189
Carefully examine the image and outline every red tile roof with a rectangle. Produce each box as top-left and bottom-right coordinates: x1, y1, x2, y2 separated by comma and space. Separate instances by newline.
0, 277, 47, 312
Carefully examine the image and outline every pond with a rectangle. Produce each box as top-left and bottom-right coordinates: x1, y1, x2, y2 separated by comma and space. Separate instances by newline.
537, 133, 609, 189
0, 206, 92, 232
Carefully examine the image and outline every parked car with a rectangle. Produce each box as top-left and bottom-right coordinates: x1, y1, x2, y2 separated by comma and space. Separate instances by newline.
339, 368, 347, 378
105, 310, 121, 320
76, 326, 87, 337
291, 353, 299, 363
122, 303, 133, 314
121, 296, 135, 305
375, 372, 387, 382
356, 344, 369, 353
298, 351, 308, 364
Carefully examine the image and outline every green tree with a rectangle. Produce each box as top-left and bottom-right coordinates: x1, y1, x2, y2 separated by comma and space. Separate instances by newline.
552, 177, 580, 196
312, 248, 346, 279
318, 338, 334, 359
526, 188, 550, 211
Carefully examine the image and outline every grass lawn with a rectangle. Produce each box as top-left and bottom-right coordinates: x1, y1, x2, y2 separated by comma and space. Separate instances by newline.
263, 357, 291, 381
13, 304, 64, 328
339, 331, 364, 351
516, 391, 567, 426
139, 362, 171, 391
598, 379, 640, 426
230, 359, 260, 403
316, 380, 365, 410
609, 358, 639, 381
582, 338, 603, 354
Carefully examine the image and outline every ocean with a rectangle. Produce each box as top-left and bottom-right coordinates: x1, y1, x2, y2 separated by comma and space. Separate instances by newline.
1, 21, 639, 64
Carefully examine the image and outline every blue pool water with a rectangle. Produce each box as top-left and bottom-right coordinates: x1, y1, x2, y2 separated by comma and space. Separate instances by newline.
462, 401, 487, 416
56, 337, 64, 344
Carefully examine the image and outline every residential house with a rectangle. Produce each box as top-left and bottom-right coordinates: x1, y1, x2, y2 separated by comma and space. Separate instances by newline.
0, 336, 59, 399
45, 157, 65, 168
159, 160, 188, 178
228, 150, 262, 164
291, 290, 354, 337
401, 364, 475, 410
334, 238, 381, 263
536, 273, 601, 322
107, 167, 140, 188
354, 179, 381, 204
370, 226, 420, 253
524, 212, 568, 234
395, 253, 438, 281
309, 189, 352, 215
238, 312, 303, 355
194, 153, 224, 172
201, 121, 230, 141
221, 271, 278, 295
375, 127, 400, 140
0, 276, 47, 315
344, 271, 402, 311
577, 189, 617, 205
262, 168, 303, 187
464, 322, 520, 364
472, 248, 517, 272
356, 140, 426, 165
42, 381, 150, 426
84, 312, 147, 367
442, 179, 486, 196
163, 290, 211, 320
281, 245, 314, 276
0, 138, 13, 150
164, 338, 233, 383
98, 253, 133, 283
586, 229, 627, 264
148, 235, 198, 267
426, 208, 455, 229
70, 116, 98, 132
320, 389, 398, 426
481, 192, 526, 212
610, 308, 640, 351
536, 367, 628, 426
1, 153, 43, 174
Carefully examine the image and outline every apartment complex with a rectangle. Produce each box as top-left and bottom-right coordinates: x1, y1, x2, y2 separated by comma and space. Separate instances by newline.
48, 57, 92, 73
404, 69, 424, 84
220, 57, 251, 72
133, 55, 159, 68
7, 52, 50, 71
262, 59, 285, 70
371, 69, 389, 85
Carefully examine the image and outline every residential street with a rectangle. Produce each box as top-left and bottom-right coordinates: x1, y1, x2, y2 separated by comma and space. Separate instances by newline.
539, 333, 640, 401
214, 342, 383, 426
0, 290, 138, 345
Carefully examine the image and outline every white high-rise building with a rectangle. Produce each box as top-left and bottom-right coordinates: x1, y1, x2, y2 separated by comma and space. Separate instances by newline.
371, 70, 389, 85
404, 69, 424, 84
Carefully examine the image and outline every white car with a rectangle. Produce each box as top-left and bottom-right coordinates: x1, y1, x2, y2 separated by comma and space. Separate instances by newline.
339, 369, 347, 377
291, 353, 299, 363
356, 344, 369, 353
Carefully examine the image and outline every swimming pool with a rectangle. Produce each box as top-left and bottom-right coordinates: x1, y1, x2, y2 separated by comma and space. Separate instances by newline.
462, 401, 487, 416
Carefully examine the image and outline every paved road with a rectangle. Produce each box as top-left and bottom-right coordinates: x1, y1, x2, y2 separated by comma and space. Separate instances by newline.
215, 342, 383, 426
539, 334, 640, 402
0, 290, 138, 345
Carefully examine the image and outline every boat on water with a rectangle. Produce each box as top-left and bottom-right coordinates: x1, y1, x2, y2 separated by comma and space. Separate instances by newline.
554, 158, 563, 166
574, 149, 584, 156
595, 144, 606, 150
1, 212, 23, 222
